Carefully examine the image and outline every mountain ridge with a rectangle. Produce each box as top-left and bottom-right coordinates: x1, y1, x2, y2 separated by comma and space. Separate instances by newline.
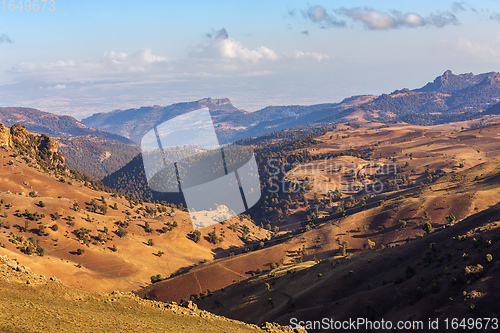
81, 70, 500, 145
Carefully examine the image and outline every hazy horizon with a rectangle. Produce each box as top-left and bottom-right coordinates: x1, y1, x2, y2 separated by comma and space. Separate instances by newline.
1, 1, 500, 119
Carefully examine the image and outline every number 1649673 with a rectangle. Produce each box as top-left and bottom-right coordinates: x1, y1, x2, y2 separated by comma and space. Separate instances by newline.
2, 0, 55, 12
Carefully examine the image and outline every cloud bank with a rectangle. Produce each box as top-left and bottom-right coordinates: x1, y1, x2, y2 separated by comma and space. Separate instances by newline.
299, 5, 459, 30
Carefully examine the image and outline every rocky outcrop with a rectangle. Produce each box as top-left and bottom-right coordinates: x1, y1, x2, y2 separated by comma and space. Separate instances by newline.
0, 122, 68, 172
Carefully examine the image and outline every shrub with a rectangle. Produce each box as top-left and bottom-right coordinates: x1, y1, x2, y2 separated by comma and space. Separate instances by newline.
364, 239, 376, 249
464, 264, 483, 283
76, 248, 85, 255
144, 222, 153, 233
422, 221, 432, 234
191, 230, 201, 243
399, 220, 407, 229
445, 214, 456, 224
37, 201, 45, 208
486, 254, 493, 263
150, 274, 162, 283
115, 227, 128, 238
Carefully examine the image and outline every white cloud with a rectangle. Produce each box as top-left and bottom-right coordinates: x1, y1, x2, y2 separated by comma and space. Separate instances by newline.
190, 28, 278, 63
456, 38, 500, 59
298, 5, 459, 31
9, 48, 170, 83
339, 7, 458, 30
341, 8, 397, 30
302, 5, 346, 28
285, 50, 329, 61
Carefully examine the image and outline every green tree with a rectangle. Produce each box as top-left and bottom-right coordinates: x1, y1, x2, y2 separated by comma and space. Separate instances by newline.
150, 274, 162, 283
422, 221, 432, 234
192, 230, 201, 243
364, 239, 375, 249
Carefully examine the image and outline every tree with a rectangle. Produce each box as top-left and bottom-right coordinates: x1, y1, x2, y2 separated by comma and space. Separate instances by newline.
192, 230, 201, 243
445, 214, 456, 224
340, 241, 349, 256
208, 228, 219, 245
37, 224, 46, 236
364, 239, 375, 249
115, 227, 128, 238
150, 274, 162, 283
399, 220, 407, 229
144, 222, 153, 233
422, 221, 432, 234
76, 248, 85, 255
147, 239, 154, 246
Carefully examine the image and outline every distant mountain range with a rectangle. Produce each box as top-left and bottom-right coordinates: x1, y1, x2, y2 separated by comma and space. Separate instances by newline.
82, 70, 500, 144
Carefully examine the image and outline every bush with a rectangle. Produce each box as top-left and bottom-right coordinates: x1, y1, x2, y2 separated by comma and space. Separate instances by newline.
150, 274, 162, 283
445, 214, 456, 224
364, 239, 376, 249
191, 230, 201, 243
144, 222, 153, 233
115, 227, 128, 238
464, 264, 483, 283
422, 221, 432, 234
486, 254, 493, 263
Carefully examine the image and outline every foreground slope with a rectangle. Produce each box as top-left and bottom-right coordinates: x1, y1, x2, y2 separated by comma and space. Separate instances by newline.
1, 254, 301, 333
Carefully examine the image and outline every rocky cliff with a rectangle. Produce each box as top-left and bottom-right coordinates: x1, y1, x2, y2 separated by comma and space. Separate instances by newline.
0, 123, 68, 173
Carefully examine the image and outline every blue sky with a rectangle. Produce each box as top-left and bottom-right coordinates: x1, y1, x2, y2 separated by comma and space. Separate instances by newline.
1, 0, 500, 119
